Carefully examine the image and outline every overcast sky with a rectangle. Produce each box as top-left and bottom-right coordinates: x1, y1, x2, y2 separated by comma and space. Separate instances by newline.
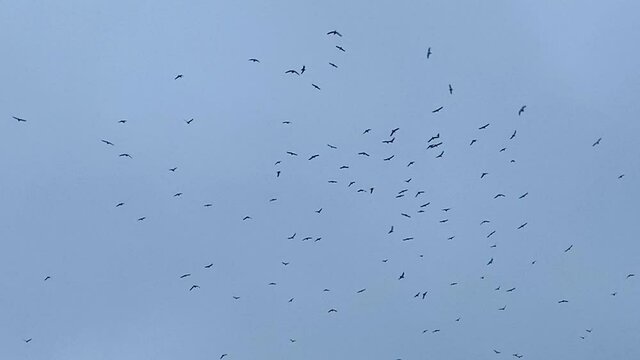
1, 1, 639, 359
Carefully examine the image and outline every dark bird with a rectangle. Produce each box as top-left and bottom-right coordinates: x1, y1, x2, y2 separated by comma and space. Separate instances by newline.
627, 273, 636, 279
592, 137, 602, 146
308, 154, 319, 160
517, 222, 528, 229
518, 105, 526, 116
422, 292, 427, 299
500, 147, 507, 152
383, 137, 395, 144
442, 208, 451, 212
339, 165, 349, 169
432, 106, 443, 113
383, 155, 395, 161
348, 181, 356, 187
450, 282, 458, 286
101, 139, 114, 146
242, 216, 252, 220
44, 276, 51, 281
449, 84, 453, 94
493, 350, 501, 354
289, 339, 296, 343
24, 338, 32, 343
312, 83, 321, 90
12, 116, 27, 122
498, 306, 506, 311
519, 192, 528, 199
487, 231, 496, 238
357, 288, 366, 293
137, 217, 146, 221
428, 133, 440, 142
327, 144, 337, 149
420, 203, 431, 207
119, 153, 132, 158
494, 194, 506, 199
564, 245, 573, 253
470, 139, 477, 146
282, 121, 291, 125
268, 282, 277, 286
173, 192, 183, 197
513, 354, 523, 359
180, 274, 191, 279
328, 308, 338, 313
282, 262, 290, 266
416, 191, 424, 197
401, 213, 411, 218
286, 151, 298, 156
116, 202, 125, 207
327, 30, 342, 36
363, 128, 371, 134
558, 299, 569, 303
402, 237, 414, 241
436, 151, 444, 158
248, 58, 260, 62
426, 47, 432, 59
388, 226, 394, 234
390, 127, 400, 137
487, 258, 494, 265
328, 180, 337, 183
315, 208, 323, 214
510, 130, 517, 139
481, 172, 489, 178
479, 123, 490, 130
480, 220, 491, 225
358, 152, 370, 156
336, 45, 345, 52
174, 74, 183, 80
618, 174, 625, 179
169, 167, 178, 172
300, 65, 306, 74
407, 161, 415, 167
398, 272, 405, 280
185, 118, 194, 124
586, 329, 593, 333
289, 298, 294, 302
233, 296, 240, 300
117, 119, 127, 124
204, 203, 213, 207
220, 354, 228, 359
285, 69, 300, 75
439, 219, 449, 223
276, 171, 281, 177
329, 62, 338, 68
204, 263, 213, 268
506, 287, 516, 292
189, 285, 200, 291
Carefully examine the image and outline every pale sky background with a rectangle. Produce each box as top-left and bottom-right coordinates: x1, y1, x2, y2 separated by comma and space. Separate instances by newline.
1, 1, 639, 359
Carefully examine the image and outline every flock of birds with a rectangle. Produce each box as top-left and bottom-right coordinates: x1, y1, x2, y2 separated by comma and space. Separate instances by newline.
9, 28, 635, 359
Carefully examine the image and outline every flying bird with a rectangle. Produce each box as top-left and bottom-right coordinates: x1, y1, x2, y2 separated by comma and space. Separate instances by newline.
432, 106, 443, 113
436, 151, 444, 158
180, 274, 191, 278
564, 245, 573, 253
312, 83, 321, 90
12, 116, 27, 122
115, 202, 125, 207
248, 58, 260, 62
470, 139, 477, 146
23, 338, 32, 343
627, 273, 636, 279
327, 144, 338, 149
519, 192, 528, 199
481, 172, 489, 178
185, 118, 194, 124
286, 151, 298, 156
592, 137, 602, 146
336, 45, 345, 52
118, 119, 127, 123
383, 155, 395, 161
357, 288, 366, 293
169, 167, 178, 172
329, 62, 338, 68
137, 217, 146, 221
101, 139, 114, 146
327, 30, 342, 36
204, 263, 213, 268
44, 276, 51, 281
189, 285, 200, 291
426, 47, 432, 58
174, 74, 183, 80
449, 84, 453, 94
517, 222, 528, 229
479, 123, 490, 130
119, 153, 132, 158
328, 308, 338, 313
510, 130, 517, 139
494, 194, 506, 198
242, 216, 252, 221
285, 69, 300, 75
487, 258, 494, 265
308, 154, 319, 160
398, 272, 405, 280
518, 105, 526, 115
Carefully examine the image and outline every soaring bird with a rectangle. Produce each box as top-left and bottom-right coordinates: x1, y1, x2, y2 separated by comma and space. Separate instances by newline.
426, 47, 432, 59
363, 128, 371, 134
24, 338, 32, 343
487, 231, 496, 238
407, 161, 415, 167
358, 152, 370, 156
169, 167, 178, 172
388, 226, 394, 234
308, 154, 319, 160
328, 308, 338, 313
627, 273, 636, 279
315, 208, 323, 214
401, 213, 411, 218
119, 153, 132, 158
137, 217, 146, 221
289, 339, 296, 343
173, 192, 183, 197
101, 139, 114, 146
470, 139, 477, 146
115, 202, 125, 207
299, 65, 306, 74
564, 245, 573, 253
356, 288, 366, 293
558, 299, 569, 303
242, 216, 252, 221
327, 30, 342, 36
436, 151, 444, 158
432, 106, 443, 113
449, 84, 453, 94
517, 222, 528, 229
248, 58, 260, 62
592, 137, 602, 146
220, 354, 228, 359
518, 105, 526, 116
44, 276, 51, 281
336, 45, 346, 52
189, 285, 200, 291
506, 287, 516, 292
185, 118, 194, 124
519, 192, 528, 199
174, 74, 183, 80
204, 263, 213, 268
481, 172, 489, 178
498, 306, 506, 311
180, 274, 191, 278
494, 194, 506, 199
286, 151, 298, 156
285, 69, 300, 75
480, 220, 491, 225
479, 123, 490, 130
398, 272, 405, 280
312, 83, 321, 90
510, 130, 517, 139
383, 155, 395, 161
118, 119, 127, 123
487, 258, 494, 265
327, 144, 338, 149
493, 349, 501, 354
12, 116, 27, 122
390, 127, 400, 137
428, 133, 440, 142
329, 62, 338, 68
204, 203, 213, 207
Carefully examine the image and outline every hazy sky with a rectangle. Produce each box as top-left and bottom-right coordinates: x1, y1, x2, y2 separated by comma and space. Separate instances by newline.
1, 1, 639, 359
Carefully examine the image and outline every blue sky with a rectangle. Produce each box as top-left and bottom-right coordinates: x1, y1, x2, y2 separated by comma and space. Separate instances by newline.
1, 1, 639, 359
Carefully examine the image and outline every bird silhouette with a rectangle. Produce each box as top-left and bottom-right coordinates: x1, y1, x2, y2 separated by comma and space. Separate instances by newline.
436, 151, 444, 158
174, 74, 183, 80
248, 58, 260, 62
517, 222, 528, 229
312, 84, 321, 90
592, 137, 602, 146
519, 192, 528, 199
12, 116, 27, 122
558, 299, 569, 303
329, 62, 338, 68
285, 70, 300, 75
398, 272, 405, 280
510, 130, 517, 139
336, 45, 345, 52
119, 153, 132, 158
449, 84, 453, 94
564, 245, 573, 252
180, 274, 191, 278
432, 106, 443, 113
308, 154, 319, 160
185, 118, 194, 124
518, 105, 526, 115
427, 47, 432, 58
115, 202, 125, 207
479, 123, 490, 130
327, 30, 342, 36
24, 338, 32, 343
189, 285, 200, 291
101, 139, 114, 146
44, 276, 51, 281
204, 263, 213, 268
481, 172, 488, 178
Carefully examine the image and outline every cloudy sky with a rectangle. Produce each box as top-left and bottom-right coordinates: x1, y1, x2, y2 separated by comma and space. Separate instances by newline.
1, 1, 639, 359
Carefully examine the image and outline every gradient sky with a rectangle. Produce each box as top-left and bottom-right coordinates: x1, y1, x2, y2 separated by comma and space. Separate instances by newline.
1, 1, 639, 359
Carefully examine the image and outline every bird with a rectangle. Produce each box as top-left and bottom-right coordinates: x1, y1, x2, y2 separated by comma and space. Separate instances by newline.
339, 165, 349, 169
233, 296, 240, 300
449, 84, 453, 94
242, 216, 252, 221
185, 118, 194, 124
101, 139, 114, 146
564, 245, 573, 253
288, 298, 294, 303
519, 192, 528, 199
618, 174, 625, 179
358, 152, 370, 156
268, 282, 277, 286
189, 285, 200, 291
383, 155, 395, 161
329, 62, 338, 68
415, 191, 424, 197
432, 106, 443, 113
118, 119, 127, 124
248, 58, 260, 62
308, 154, 319, 160
398, 272, 405, 280
363, 128, 371, 134
388, 226, 394, 234
328, 308, 338, 313
487, 258, 494, 265
286, 151, 298, 156
402, 237, 414, 241
220, 354, 228, 359
169, 167, 178, 172
506, 287, 516, 292
479, 123, 490, 130
494, 194, 506, 199
428, 133, 440, 142
174, 74, 183, 80
312, 84, 321, 90
592, 137, 602, 146
436, 151, 444, 158
327, 144, 338, 149
481, 172, 488, 178
285, 69, 300, 75
500, 147, 506, 153
487, 231, 496, 238
390, 127, 400, 137
383, 137, 395, 144
493, 350, 501, 354
336, 45, 345, 52
422, 292, 427, 299
115, 202, 125, 207
180, 274, 191, 279
173, 192, 183, 197
518, 105, 526, 115
282, 262, 290, 266
627, 273, 636, 279
119, 153, 132, 158
439, 219, 449, 223
348, 181, 355, 187
289, 339, 296, 343
12, 116, 27, 122
44, 276, 51, 281
498, 306, 506, 311
513, 354, 523, 359
204, 263, 213, 269
586, 329, 593, 333
480, 220, 491, 225
401, 213, 411, 218
517, 222, 528, 229
300, 65, 306, 74
450, 282, 458, 286
315, 208, 323, 213
558, 299, 569, 303
23, 338, 32, 343
204, 203, 213, 207
327, 30, 342, 36
427, 47, 432, 58
407, 161, 415, 167
281, 121, 291, 125
137, 217, 146, 221
510, 130, 517, 139
470, 139, 477, 146
442, 208, 451, 212
357, 288, 366, 293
